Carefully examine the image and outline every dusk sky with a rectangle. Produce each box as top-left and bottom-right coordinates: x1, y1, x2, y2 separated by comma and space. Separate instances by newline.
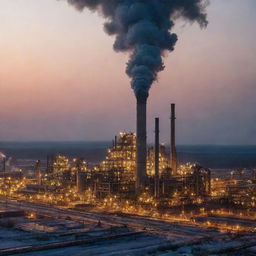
0, 0, 255, 144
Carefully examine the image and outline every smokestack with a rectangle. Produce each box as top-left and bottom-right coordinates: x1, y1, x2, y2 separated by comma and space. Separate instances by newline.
136, 94, 148, 192
114, 135, 117, 149
154, 117, 160, 198
3, 157, 6, 173
170, 103, 177, 175
67, 0, 208, 191
46, 155, 54, 174
35, 160, 41, 185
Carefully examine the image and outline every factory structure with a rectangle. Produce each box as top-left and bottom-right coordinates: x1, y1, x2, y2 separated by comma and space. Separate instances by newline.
1, 103, 256, 213
13, 103, 212, 205
1, 106, 256, 256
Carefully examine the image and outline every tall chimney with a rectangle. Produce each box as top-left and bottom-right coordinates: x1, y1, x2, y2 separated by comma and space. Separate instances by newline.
154, 117, 160, 198
170, 103, 177, 175
136, 93, 148, 192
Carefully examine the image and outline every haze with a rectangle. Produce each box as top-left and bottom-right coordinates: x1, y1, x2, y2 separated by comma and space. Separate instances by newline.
0, 0, 255, 144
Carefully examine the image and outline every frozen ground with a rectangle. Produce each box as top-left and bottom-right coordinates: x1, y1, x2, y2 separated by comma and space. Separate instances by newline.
1, 201, 256, 256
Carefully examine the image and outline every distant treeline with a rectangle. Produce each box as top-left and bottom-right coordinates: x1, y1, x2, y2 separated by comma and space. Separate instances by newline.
0, 142, 255, 169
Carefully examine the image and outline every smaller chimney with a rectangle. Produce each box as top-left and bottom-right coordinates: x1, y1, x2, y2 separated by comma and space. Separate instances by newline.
170, 104, 177, 175
3, 157, 6, 173
46, 155, 54, 174
35, 160, 41, 185
114, 136, 117, 149
154, 118, 160, 198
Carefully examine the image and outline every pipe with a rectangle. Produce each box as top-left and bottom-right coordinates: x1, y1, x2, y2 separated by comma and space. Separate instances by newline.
154, 117, 160, 198
170, 103, 177, 175
136, 94, 148, 192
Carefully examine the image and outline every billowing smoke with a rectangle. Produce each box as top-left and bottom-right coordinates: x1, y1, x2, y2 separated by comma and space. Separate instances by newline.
66, 0, 208, 99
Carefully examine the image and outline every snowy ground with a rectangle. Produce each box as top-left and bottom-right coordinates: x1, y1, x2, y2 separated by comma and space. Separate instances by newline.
1, 201, 256, 256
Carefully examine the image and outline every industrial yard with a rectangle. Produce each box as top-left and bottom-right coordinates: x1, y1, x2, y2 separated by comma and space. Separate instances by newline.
1, 105, 256, 255
1, 0, 256, 254
0, 104, 256, 255
1, 198, 256, 256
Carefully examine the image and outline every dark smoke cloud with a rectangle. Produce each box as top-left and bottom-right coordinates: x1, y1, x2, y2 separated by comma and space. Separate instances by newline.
66, 0, 208, 99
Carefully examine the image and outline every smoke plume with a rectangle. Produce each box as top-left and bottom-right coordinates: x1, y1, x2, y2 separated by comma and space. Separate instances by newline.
66, 0, 208, 99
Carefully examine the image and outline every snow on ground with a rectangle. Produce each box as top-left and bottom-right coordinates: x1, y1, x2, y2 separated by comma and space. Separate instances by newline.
1, 201, 256, 256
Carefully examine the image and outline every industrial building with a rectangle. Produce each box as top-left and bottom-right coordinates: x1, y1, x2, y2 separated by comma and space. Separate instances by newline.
2, 102, 255, 215
25, 103, 211, 206
1, 103, 256, 228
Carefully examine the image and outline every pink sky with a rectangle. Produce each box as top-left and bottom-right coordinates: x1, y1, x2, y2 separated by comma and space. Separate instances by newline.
0, 0, 255, 144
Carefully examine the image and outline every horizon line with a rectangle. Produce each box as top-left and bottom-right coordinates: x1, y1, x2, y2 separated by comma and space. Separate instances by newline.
0, 141, 256, 147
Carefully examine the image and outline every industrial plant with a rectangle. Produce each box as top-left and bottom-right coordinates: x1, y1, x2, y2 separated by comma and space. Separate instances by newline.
1, 104, 212, 202
1, 103, 256, 255
0, 0, 256, 254
0, 103, 255, 216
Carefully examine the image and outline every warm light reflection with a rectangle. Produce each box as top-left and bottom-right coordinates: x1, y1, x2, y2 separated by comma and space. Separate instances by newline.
1, 133, 256, 235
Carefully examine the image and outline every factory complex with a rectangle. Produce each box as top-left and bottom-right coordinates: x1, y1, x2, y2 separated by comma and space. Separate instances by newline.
1, 103, 256, 255
0, 104, 255, 221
